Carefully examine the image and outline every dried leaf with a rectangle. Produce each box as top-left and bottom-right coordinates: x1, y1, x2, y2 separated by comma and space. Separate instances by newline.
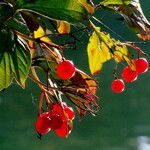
62, 69, 99, 115
100, 0, 150, 40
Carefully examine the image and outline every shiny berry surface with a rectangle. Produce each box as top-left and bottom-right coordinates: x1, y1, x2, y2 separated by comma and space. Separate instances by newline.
49, 113, 63, 130
56, 60, 75, 80
111, 79, 125, 93
52, 102, 75, 120
55, 121, 71, 137
64, 106, 75, 120
134, 58, 149, 74
35, 112, 51, 134
122, 66, 138, 82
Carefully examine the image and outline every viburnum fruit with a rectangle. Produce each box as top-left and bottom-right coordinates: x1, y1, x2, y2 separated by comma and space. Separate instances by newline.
122, 66, 138, 82
51, 102, 75, 121
56, 60, 75, 80
48, 113, 63, 130
111, 79, 125, 93
55, 120, 72, 137
51, 102, 75, 137
35, 112, 51, 134
134, 58, 149, 74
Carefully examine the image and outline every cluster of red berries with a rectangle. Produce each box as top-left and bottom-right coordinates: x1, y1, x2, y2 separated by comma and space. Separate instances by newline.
56, 60, 76, 80
112, 58, 149, 93
35, 102, 75, 137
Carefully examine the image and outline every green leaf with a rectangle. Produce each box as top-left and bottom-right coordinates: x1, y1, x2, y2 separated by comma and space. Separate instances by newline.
0, 27, 31, 91
12, 38, 31, 88
0, 2, 14, 24
100, 0, 131, 7
6, 12, 30, 35
16, 0, 89, 24
0, 28, 15, 91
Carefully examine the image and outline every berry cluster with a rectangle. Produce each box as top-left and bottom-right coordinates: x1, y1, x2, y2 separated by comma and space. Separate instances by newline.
112, 58, 149, 93
35, 102, 75, 137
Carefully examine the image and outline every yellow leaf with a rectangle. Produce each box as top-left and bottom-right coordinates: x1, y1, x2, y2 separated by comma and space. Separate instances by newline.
114, 43, 136, 70
34, 26, 51, 44
114, 44, 128, 63
87, 30, 113, 75
78, 0, 95, 14
87, 31, 103, 75
57, 21, 70, 34
88, 23, 136, 74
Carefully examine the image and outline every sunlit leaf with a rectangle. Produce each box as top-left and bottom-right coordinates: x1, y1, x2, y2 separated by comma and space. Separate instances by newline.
13, 38, 31, 87
34, 26, 51, 43
0, 27, 31, 91
100, 0, 131, 7
57, 21, 70, 34
100, 0, 150, 40
16, 0, 89, 24
87, 23, 136, 74
87, 27, 113, 75
78, 0, 95, 14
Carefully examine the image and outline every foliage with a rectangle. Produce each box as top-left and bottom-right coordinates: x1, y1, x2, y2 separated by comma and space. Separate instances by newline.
0, 0, 150, 138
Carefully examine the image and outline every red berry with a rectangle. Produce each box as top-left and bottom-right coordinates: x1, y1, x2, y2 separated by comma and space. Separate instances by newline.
52, 102, 75, 120
35, 112, 51, 134
64, 106, 75, 120
49, 113, 63, 130
56, 60, 75, 80
55, 121, 72, 137
134, 58, 149, 74
122, 66, 138, 82
111, 79, 125, 93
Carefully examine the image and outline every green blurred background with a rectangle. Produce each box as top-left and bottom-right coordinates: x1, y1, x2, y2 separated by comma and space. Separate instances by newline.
1, 1, 150, 150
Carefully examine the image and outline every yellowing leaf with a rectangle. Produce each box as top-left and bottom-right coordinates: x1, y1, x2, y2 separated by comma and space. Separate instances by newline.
114, 42, 136, 70
87, 29, 113, 75
87, 23, 136, 74
29, 26, 52, 58
78, 0, 95, 14
34, 26, 51, 43
57, 21, 70, 34
87, 31, 103, 75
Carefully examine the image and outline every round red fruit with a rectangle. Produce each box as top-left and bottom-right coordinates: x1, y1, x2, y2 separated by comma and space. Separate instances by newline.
55, 120, 72, 137
35, 112, 51, 134
64, 106, 75, 120
56, 60, 75, 80
52, 102, 75, 120
111, 79, 125, 93
49, 113, 63, 130
122, 66, 138, 82
134, 58, 149, 74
